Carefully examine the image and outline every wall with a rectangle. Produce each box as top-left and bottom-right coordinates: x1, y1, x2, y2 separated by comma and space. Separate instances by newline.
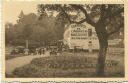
63, 22, 99, 50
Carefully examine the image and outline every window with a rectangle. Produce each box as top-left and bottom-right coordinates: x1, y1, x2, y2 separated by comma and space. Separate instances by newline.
89, 41, 92, 43
88, 41, 92, 47
88, 29, 92, 37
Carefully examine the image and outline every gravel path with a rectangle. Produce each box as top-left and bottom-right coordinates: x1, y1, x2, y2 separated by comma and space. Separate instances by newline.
5, 51, 50, 75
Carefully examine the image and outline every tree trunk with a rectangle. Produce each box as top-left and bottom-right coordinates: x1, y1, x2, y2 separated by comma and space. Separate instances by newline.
97, 39, 108, 76
95, 25, 108, 76
25, 39, 29, 49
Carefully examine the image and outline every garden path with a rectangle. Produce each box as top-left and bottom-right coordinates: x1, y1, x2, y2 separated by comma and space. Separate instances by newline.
5, 51, 50, 75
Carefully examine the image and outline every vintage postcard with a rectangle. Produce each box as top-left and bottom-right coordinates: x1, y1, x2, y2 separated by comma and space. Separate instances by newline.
1, 0, 128, 82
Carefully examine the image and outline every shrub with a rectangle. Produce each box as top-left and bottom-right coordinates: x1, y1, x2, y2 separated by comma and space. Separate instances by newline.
12, 54, 124, 77
31, 55, 98, 69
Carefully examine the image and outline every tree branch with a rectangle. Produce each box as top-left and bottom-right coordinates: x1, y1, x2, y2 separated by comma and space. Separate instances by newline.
59, 5, 85, 24
100, 5, 106, 20
105, 7, 124, 20
59, 6, 81, 24
106, 5, 112, 16
108, 24, 123, 36
96, 5, 107, 25
70, 4, 96, 27
103, 5, 113, 26
101, 6, 124, 27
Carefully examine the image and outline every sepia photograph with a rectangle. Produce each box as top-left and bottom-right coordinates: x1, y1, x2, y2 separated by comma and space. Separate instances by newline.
4, 2, 124, 78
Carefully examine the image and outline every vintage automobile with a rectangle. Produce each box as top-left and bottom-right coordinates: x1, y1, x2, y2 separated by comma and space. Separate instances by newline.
11, 46, 25, 55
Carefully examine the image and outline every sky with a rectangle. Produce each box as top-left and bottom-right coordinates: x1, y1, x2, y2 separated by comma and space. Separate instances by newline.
3, 1, 39, 24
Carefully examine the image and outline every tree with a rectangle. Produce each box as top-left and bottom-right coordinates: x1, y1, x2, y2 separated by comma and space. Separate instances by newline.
37, 4, 124, 76
17, 10, 25, 23
5, 10, 65, 47
6, 12, 38, 47
5, 22, 14, 45
37, 13, 66, 45
22, 24, 33, 48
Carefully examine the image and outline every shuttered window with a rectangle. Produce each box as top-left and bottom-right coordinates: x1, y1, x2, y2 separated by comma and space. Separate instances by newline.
88, 29, 92, 37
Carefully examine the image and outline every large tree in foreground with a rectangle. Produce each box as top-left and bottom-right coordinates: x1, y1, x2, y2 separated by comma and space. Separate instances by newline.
37, 4, 124, 76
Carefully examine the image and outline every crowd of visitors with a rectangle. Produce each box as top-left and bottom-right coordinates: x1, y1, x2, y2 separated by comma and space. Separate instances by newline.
10, 45, 65, 56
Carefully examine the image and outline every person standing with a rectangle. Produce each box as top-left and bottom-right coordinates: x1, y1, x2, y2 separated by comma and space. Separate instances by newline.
41, 48, 45, 55
24, 48, 29, 55
35, 48, 39, 55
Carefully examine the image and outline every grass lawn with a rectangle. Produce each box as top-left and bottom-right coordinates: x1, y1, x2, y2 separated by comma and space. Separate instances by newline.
9, 50, 124, 78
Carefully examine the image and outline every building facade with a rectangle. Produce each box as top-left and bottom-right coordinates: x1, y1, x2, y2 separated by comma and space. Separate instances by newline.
64, 22, 99, 51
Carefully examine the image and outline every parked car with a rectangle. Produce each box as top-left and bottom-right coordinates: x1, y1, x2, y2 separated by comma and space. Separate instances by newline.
16, 46, 25, 54
11, 46, 25, 55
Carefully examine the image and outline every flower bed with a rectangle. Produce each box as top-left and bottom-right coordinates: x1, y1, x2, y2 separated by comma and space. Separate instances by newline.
12, 54, 124, 78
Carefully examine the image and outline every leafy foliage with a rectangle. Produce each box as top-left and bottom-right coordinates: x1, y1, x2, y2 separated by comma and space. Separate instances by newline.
38, 4, 124, 35
5, 10, 65, 46
37, 4, 124, 76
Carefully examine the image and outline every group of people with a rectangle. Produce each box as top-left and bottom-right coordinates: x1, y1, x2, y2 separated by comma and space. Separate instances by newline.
24, 48, 47, 55
11, 47, 47, 55
10, 46, 63, 56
